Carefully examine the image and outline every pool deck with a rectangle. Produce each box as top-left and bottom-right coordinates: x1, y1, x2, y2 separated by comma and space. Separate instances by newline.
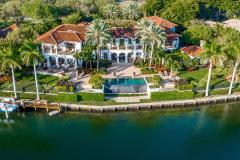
60, 93, 240, 113
103, 63, 142, 78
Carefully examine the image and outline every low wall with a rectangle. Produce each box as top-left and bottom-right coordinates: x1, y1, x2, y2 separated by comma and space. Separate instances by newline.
60, 94, 240, 113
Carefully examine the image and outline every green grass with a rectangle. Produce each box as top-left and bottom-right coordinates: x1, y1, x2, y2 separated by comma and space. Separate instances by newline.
179, 68, 208, 82
0, 71, 59, 92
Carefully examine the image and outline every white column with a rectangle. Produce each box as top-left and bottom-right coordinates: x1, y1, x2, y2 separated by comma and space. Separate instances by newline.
50, 45, 53, 54
116, 39, 120, 50
56, 57, 59, 68
41, 43, 45, 53
108, 52, 112, 61
74, 59, 78, 69
55, 45, 58, 54
133, 50, 137, 61
47, 56, 51, 67
125, 53, 128, 63
65, 58, 69, 67
124, 39, 128, 50
117, 53, 119, 63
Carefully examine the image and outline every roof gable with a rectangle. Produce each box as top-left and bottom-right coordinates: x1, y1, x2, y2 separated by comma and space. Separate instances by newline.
143, 16, 177, 29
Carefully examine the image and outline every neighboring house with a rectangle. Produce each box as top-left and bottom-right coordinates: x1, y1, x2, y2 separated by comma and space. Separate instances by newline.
180, 45, 204, 59
143, 16, 181, 50
0, 24, 18, 38
36, 22, 88, 68
36, 16, 180, 68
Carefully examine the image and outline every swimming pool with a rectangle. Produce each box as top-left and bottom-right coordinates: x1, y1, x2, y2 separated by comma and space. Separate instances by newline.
104, 78, 147, 93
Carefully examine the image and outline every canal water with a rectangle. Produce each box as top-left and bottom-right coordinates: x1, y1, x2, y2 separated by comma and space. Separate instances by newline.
1, 103, 240, 160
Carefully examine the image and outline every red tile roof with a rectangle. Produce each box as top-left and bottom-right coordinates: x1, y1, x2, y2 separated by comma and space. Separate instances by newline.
143, 16, 177, 30
111, 27, 136, 39
36, 23, 89, 45
181, 45, 204, 57
0, 24, 18, 38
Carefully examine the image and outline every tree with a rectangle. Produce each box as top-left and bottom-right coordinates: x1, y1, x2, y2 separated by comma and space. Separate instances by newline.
182, 23, 213, 45
228, 41, 240, 94
161, 0, 199, 26
123, 2, 140, 20
62, 12, 84, 24
137, 21, 166, 68
104, 4, 120, 20
0, 0, 24, 24
136, 19, 152, 60
20, 41, 43, 100
200, 41, 223, 97
85, 19, 110, 72
142, 0, 166, 16
1, 46, 21, 99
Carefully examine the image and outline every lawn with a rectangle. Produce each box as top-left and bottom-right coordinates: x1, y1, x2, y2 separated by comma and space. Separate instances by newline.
0, 71, 59, 92
179, 68, 234, 90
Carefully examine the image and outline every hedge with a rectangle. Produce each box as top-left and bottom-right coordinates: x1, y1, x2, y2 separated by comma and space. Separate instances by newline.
176, 84, 193, 91
0, 91, 104, 103
151, 91, 195, 101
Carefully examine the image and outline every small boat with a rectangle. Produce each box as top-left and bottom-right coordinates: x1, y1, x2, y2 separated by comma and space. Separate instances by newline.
0, 98, 18, 112
0, 103, 18, 112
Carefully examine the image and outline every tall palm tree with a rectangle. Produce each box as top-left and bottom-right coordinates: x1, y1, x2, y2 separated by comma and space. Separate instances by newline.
21, 41, 43, 100
85, 19, 111, 72
104, 4, 120, 20
123, 3, 140, 20
137, 22, 166, 68
1, 47, 21, 99
201, 41, 222, 97
228, 41, 240, 94
136, 19, 152, 59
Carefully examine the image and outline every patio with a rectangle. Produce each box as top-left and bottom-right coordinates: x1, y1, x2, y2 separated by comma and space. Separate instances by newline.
103, 63, 142, 78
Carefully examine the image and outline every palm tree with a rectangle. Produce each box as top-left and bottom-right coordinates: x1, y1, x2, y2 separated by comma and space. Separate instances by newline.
136, 19, 152, 59
137, 22, 166, 68
1, 47, 21, 99
201, 41, 222, 97
85, 19, 111, 72
21, 41, 43, 100
104, 4, 120, 20
228, 41, 240, 94
123, 3, 140, 20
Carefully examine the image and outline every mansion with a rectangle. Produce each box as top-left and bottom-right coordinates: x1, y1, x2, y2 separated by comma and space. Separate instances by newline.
36, 16, 180, 69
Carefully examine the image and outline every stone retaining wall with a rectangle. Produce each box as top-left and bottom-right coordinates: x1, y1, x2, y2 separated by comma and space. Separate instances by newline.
60, 94, 240, 113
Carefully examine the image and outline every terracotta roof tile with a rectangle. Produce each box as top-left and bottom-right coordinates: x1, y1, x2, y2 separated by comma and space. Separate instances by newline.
0, 24, 18, 38
143, 16, 177, 30
36, 23, 88, 44
180, 45, 204, 57
111, 27, 135, 39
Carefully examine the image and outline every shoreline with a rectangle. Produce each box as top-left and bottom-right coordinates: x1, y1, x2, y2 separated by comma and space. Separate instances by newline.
59, 93, 240, 113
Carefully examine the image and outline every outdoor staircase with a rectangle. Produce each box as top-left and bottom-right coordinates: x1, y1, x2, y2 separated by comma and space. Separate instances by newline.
109, 96, 150, 103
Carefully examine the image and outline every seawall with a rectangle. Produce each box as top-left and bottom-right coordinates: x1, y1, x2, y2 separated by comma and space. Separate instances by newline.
60, 93, 240, 113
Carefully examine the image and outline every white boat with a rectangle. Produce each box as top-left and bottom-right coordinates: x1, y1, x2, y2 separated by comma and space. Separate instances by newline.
0, 102, 18, 112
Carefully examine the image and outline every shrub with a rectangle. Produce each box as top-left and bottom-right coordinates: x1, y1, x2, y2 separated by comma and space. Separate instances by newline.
210, 89, 228, 95
177, 84, 193, 91
151, 91, 195, 101
89, 74, 104, 89
78, 93, 104, 102
141, 68, 158, 74
56, 86, 67, 92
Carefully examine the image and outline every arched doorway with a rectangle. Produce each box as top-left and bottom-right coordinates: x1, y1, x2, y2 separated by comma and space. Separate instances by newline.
119, 53, 126, 63
103, 52, 108, 60
59, 57, 65, 67
49, 57, 56, 66
111, 53, 117, 63
128, 52, 134, 63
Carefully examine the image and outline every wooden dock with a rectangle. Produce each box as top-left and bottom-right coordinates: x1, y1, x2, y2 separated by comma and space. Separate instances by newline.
23, 100, 61, 112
